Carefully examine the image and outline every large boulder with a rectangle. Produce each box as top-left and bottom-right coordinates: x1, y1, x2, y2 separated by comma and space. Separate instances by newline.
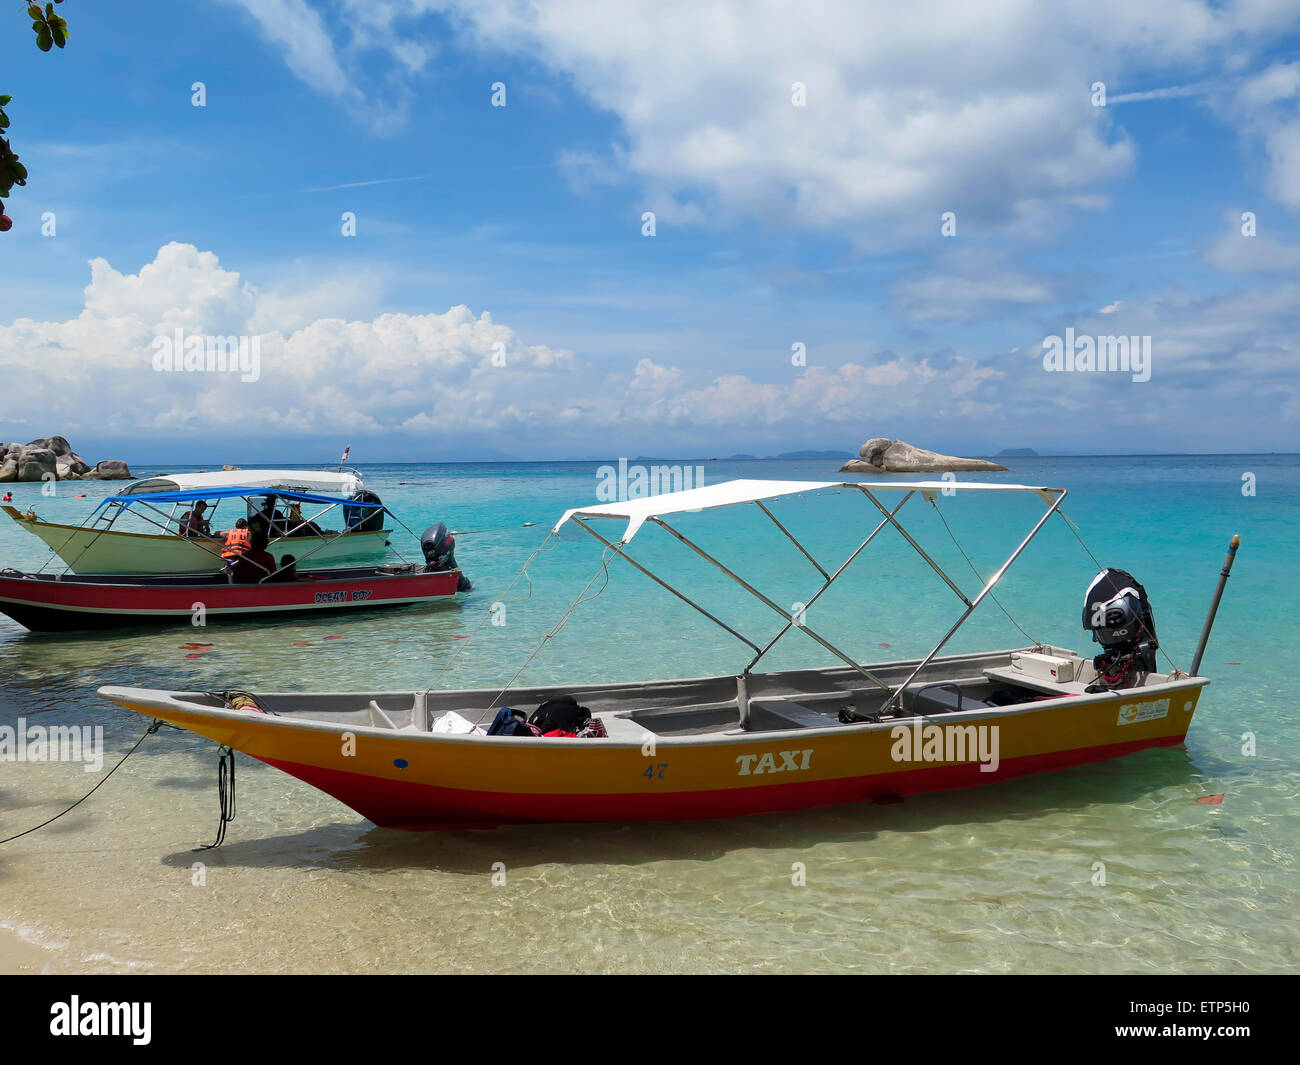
0, 438, 131, 481
17, 447, 58, 482
86, 459, 133, 480
840, 437, 1008, 474
25, 437, 93, 479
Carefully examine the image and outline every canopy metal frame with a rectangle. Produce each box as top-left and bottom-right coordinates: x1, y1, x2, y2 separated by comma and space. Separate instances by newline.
564, 482, 1067, 713
46, 490, 388, 581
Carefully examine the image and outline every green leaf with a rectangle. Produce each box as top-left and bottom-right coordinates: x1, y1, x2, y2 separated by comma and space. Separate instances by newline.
0, 95, 12, 105
27, 4, 42, 18
36, 29, 52, 51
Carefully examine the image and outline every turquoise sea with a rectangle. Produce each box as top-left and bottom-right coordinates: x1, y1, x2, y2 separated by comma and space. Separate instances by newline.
0, 455, 1296, 973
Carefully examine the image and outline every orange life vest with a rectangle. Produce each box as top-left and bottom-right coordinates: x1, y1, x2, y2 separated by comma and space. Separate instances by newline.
221, 527, 253, 559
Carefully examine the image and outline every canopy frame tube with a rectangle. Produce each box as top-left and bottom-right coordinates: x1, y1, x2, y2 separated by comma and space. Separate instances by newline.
649, 516, 894, 692
744, 492, 913, 677
880, 487, 1067, 713
558, 480, 1067, 712
854, 486, 972, 606
753, 499, 830, 581
569, 517, 762, 655
46, 492, 381, 580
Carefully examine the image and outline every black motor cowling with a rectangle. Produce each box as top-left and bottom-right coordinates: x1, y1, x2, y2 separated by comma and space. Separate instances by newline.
421, 522, 472, 592
1082, 568, 1158, 688
421, 522, 456, 569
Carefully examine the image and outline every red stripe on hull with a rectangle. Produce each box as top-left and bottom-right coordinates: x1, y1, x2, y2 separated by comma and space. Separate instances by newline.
0, 570, 462, 629
260, 734, 1186, 830
0, 572, 459, 610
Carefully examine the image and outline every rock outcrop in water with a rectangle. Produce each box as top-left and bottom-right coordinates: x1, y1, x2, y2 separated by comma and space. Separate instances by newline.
0, 437, 133, 482
840, 437, 1008, 474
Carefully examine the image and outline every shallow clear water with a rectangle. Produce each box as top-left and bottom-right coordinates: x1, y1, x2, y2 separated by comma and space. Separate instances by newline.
1, 456, 1296, 973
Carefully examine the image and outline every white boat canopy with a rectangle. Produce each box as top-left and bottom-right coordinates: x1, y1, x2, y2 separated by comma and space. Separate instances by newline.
554, 478, 1063, 545
119, 469, 363, 497
548, 476, 1069, 707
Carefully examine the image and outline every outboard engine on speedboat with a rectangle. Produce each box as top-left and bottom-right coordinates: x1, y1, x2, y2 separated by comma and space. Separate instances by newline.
421, 522, 473, 592
1082, 568, 1158, 690
345, 490, 386, 532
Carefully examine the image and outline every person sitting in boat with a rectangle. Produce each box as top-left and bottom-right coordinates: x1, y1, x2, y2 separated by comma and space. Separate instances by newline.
230, 532, 277, 583
271, 554, 299, 582
285, 502, 322, 537
219, 518, 253, 563
177, 500, 211, 538
248, 511, 270, 542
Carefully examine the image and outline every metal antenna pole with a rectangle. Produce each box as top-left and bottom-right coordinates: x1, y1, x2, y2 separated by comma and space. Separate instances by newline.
1190, 534, 1241, 677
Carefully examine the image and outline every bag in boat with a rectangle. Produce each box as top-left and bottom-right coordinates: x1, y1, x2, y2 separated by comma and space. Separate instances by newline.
486, 707, 533, 737
529, 695, 591, 736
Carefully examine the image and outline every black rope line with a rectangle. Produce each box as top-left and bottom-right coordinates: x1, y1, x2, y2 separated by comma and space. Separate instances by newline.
0, 720, 166, 846
195, 745, 236, 851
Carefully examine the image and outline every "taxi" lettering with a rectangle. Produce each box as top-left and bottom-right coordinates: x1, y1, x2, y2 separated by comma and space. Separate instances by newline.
736, 749, 813, 776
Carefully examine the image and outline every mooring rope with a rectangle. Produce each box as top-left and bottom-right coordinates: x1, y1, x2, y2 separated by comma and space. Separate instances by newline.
195, 745, 236, 851
420, 531, 561, 698
479, 543, 619, 718
0, 720, 168, 846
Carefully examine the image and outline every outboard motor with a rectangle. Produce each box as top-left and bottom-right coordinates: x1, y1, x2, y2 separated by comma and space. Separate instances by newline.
421, 522, 473, 592
344, 490, 386, 532
1082, 568, 1158, 689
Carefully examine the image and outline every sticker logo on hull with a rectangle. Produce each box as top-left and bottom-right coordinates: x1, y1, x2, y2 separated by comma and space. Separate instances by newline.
1117, 699, 1169, 725
736, 749, 812, 776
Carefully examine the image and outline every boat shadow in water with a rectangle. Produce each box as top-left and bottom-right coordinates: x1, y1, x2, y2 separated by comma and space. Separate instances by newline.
157, 744, 1225, 875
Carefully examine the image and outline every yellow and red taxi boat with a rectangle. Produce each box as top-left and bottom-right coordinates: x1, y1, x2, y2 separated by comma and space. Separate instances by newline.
99, 480, 1235, 833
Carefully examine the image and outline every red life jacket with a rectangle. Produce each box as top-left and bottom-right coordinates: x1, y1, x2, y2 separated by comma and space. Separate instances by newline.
179, 510, 208, 537
221, 527, 253, 559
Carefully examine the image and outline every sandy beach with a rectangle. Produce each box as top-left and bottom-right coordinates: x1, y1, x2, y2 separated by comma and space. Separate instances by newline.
0, 923, 61, 975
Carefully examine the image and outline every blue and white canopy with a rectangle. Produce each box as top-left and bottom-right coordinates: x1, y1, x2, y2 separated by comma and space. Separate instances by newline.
97, 486, 383, 512
118, 469, 363, 497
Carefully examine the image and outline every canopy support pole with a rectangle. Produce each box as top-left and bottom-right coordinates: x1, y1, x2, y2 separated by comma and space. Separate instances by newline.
743, 492, 913, 677
882, 489, 1067, 713
754, 500, 830, 580
570, 518, 762, 654
650, 518, 893, 692
853, 486, 972, 606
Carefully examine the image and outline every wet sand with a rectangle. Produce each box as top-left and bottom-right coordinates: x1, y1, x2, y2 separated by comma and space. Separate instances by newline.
0, 924, 62, 974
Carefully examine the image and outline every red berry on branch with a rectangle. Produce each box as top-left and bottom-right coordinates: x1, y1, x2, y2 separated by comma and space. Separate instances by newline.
0, 214, 12, 232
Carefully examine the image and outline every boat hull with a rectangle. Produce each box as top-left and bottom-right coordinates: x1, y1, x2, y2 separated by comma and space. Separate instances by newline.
260, 732, 1185, 829
0, 567, 463, 631
99, 656, 1207, 829
2, 506, 391, 574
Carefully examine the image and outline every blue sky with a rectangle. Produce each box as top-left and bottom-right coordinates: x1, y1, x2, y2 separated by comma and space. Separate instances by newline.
2, 0, 1300, 464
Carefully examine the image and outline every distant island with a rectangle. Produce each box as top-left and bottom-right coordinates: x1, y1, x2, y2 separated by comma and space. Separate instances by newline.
723, 450, 854, 461
995, 448, 1039, 457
